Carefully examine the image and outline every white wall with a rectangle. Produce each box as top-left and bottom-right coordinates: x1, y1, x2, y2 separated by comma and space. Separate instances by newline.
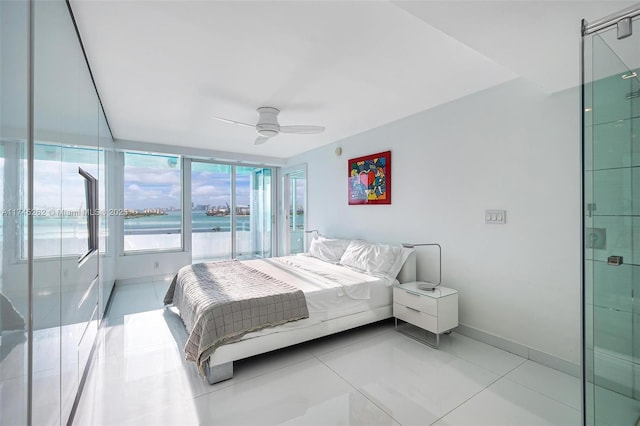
288, 78, 581, 364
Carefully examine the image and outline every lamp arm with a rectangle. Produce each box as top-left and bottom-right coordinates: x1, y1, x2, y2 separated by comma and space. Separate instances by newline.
401, 243, 441, 285
304, 229, 319, 239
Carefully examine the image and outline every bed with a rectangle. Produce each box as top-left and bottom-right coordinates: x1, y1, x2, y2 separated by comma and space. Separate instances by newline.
164, 238, 417, 384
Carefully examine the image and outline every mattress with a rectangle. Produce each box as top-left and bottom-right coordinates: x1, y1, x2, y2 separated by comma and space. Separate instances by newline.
238, 255, 394, 340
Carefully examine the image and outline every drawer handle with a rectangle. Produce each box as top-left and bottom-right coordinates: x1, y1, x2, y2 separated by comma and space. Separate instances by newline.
405, 306, 420, 312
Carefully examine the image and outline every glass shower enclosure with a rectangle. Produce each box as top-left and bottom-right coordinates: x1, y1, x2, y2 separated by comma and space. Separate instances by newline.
583, 6, 640, 425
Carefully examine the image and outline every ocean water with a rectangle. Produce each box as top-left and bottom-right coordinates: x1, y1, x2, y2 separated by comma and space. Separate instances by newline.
4, 211, 304, 258
18, 211, 305, 237
124, 210, 248, 233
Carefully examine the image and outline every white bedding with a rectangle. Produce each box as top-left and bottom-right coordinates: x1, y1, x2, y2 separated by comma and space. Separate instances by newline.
239, 255, 394, 340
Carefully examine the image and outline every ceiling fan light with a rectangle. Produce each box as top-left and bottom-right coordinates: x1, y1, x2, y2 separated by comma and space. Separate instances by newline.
216, 105, 324, 144
257, 128, 278, 138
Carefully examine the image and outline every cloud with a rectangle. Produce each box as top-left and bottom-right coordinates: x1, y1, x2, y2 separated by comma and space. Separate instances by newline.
192, 185, 218, 196
124, 183, 168, 208
32, 158, 97, 210
123, 165, 181, 209
168, 184, 180, 199
127, 183, 142, 193
125, 167, 180, 185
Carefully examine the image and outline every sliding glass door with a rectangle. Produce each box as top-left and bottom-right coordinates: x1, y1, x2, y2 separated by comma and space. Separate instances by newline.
191, 162, 272, 262
236, 166, 272, 259
191, 162, 232, 262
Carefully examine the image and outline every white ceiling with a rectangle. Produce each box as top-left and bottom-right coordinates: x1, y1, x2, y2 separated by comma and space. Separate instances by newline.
71, 0, 633, 159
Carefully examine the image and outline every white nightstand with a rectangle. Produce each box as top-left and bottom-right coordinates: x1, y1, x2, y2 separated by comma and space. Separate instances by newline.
393, 282, 458, 348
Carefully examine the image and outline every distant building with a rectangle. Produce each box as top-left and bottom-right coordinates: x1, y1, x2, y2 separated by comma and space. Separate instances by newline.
143, 208, 165, 214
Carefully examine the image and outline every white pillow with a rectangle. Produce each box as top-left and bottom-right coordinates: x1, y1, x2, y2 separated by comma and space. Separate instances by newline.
308, 237, 352, 264
389, 247, 414, 280
339, 240, 412, 280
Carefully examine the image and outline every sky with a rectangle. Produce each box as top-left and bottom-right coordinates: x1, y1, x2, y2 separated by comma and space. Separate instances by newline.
124, 154, 254, 210
21, 147, 295, 212
31, 145, 102, 211
189, 164, 251, 209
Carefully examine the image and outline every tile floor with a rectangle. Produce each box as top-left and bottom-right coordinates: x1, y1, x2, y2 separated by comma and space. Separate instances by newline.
73, 280, 581, 425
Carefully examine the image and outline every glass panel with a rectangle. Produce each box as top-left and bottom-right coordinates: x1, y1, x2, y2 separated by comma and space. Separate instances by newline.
248, 168, 272, 258
584, 20, 640, 426
0, 0, 106, 423
191, 163, 273, 262
124, 152, 182, 252
236, 166, 273, 260
289, 170, 306, 255
0, 142, 28, 425
235, 166, 251, 259
191, 162, 231, 262
21, 145, 101, 259
0, 2, 29, 417
32, 0, 104, 421
29, 144, 61, 259
253, 168, 273, 258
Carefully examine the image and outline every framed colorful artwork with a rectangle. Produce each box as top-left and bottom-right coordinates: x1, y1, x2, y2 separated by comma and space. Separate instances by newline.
348, 150, 391, 205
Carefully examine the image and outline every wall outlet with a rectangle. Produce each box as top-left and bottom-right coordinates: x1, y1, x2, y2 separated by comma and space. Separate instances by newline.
485, 209, 506, 224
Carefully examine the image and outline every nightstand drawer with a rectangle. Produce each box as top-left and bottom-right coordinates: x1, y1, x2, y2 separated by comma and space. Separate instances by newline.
393, 303, 436, 332
393, 287, 437, 315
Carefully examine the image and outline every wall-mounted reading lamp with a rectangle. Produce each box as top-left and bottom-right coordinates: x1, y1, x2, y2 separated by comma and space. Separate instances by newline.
402, 243, 441, 291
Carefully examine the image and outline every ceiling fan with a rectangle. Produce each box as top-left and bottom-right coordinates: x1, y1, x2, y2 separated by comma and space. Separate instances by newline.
213, 107, 325, 145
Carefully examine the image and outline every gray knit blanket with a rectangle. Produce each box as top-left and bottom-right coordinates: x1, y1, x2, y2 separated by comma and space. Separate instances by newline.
164, 260, 309, 376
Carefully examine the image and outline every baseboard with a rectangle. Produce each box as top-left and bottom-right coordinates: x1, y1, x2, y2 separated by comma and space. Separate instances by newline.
115, 274, 174, 287
455, 323, 581, 378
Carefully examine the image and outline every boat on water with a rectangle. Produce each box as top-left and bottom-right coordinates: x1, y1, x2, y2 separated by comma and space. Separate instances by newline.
205, 202, 250, 216
206, 205, 229, 216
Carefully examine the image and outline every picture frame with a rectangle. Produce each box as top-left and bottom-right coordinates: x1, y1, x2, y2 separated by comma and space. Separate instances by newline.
348, 150, 391, 205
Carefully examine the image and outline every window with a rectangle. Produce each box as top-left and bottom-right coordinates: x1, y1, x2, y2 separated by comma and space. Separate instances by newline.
123, 152, 181, 252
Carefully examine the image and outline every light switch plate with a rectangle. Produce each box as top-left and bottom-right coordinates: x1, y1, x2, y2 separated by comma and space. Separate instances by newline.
485, 209, 506, 224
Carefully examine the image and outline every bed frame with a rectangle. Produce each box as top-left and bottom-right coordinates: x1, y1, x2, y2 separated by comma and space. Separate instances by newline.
204, 251, 417, 384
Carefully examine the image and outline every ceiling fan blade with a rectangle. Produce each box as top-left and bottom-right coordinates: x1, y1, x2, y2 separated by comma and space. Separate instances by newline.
213, 116, 254, 128
254, 136, 270, 145
279, 125, 325, 134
